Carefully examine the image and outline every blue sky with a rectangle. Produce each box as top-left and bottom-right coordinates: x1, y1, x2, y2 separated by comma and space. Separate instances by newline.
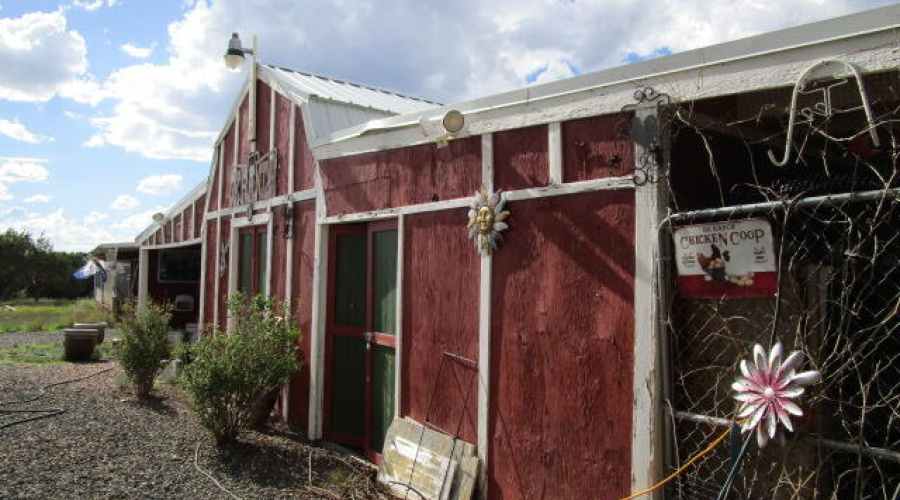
0, 0, 892, 250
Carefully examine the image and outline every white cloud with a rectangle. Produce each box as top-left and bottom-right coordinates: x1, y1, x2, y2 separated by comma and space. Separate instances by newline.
0, 157, 49, 183
110, 194, 139, 210
136, 174, 182, 195
0, 118, 51, 143
120, 42, 155, 58
111, 206, 169, 232
23, 194, 52, 203
0, 11, 95, 103
73, 0, 894, 166
71, 0, 118, 12
0, 183, 12, 201
83, 211, 107, 224
0, 207, 115, 251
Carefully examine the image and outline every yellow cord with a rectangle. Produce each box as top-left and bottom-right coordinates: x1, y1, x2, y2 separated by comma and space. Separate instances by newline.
606, 426, 734, 500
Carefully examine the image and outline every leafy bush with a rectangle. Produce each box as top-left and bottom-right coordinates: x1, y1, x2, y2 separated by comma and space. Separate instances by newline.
181, 293, 301, 444
114, 303, 172, 398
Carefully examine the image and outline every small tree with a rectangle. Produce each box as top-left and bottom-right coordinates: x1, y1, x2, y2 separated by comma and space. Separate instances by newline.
115, 303, 172, 399
181, 293, 301, 444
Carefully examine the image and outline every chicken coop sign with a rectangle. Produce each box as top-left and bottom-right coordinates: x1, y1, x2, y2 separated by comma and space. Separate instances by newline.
673, 218, 777, 298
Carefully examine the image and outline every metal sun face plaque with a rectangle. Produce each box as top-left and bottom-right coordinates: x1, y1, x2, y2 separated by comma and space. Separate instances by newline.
468, 186, 509, 255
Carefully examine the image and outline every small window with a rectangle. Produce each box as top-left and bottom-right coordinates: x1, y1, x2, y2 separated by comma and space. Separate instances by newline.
173, 294, 194, 312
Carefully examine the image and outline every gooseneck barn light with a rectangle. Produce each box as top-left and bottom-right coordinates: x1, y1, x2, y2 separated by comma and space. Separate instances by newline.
442, 110, 465, 133
223, 31, 259, 149
223, 32, 255, 70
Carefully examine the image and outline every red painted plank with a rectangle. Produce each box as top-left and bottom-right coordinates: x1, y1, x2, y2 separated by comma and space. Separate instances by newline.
321, 136, 481, 216
274, 93, 292, 195
288, 201, 316, 428
494, 125, 549, 191
222, 124, 235, 209
202, 220, 216, 331
489, 190, 635, 500
238, 95, 250, 172
562, 113, 632, 182
194, 199, 204, 239
217, 216, 231, 332
294, 109, 315, 191
257, 81, 271, 159
401, 209, 480, 444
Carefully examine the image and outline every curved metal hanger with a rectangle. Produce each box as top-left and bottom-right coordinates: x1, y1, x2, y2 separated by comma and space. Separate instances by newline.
768, 59, 880, 167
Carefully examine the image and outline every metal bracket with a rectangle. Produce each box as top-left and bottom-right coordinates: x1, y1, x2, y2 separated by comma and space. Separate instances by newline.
282, 194, 294, 239
618, 87, 670, 186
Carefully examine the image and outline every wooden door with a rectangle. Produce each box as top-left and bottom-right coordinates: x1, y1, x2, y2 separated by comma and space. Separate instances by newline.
324, 220, 398, 460
238, 225, 268, 297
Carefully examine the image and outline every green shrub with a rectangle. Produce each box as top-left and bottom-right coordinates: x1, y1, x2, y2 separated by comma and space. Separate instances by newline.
114, 303, 172, 399
181, 293, 301, 444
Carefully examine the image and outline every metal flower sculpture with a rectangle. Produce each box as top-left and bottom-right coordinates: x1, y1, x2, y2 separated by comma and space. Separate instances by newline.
732, 342, 820, 447
467, 186, 509, 255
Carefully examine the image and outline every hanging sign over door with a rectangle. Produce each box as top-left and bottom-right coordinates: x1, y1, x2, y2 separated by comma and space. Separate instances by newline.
673, 218, 777, 298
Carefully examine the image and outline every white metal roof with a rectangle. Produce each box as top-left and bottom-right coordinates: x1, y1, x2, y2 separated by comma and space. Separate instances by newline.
262, 65, 440, 115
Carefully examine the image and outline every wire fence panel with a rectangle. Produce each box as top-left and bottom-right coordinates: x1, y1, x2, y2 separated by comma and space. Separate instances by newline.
662, 72, 900, 500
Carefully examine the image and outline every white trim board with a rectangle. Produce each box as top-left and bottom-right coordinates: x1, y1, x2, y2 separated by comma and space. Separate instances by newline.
204, 189, 316, 220
139, 238, 203, 251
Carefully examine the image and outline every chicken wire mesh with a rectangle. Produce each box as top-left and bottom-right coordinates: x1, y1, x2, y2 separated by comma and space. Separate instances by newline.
659, 69, 900, 500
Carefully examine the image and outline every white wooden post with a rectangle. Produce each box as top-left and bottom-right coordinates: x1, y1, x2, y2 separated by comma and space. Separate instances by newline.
477, 133, 493, 500
631, 106, 666, 497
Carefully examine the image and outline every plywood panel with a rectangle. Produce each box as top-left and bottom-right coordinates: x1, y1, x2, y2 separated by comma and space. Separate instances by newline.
321, 137, 481, 216
494, 125, 549, 191
489, 190, 636, 500
402, 209, 479, 444
274, 93, 291, 195
562, 113, 632, 182
288, 201, 316, 428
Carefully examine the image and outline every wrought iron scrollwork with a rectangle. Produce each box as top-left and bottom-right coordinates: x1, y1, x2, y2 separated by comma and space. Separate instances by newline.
282, 194, 294, 239
617, 86, 670, 186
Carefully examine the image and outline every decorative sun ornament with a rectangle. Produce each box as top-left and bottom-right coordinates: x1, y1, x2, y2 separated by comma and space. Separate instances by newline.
467, 186, 510, 255
732, 342, 820, 447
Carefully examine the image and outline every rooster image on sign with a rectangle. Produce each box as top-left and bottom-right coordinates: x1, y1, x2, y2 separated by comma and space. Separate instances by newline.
673, 219, 776, 298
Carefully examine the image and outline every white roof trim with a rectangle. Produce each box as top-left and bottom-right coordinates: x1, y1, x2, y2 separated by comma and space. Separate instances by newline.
136, 179, 208, 245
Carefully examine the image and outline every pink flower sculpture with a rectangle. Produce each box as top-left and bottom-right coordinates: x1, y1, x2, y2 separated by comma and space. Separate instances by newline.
732, 342, 820, 447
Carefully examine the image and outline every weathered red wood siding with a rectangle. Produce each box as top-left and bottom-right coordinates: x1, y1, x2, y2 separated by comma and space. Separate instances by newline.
288, 201, 316, 428
488, 190, 636, 500
562, 114, 632, 182
294, 108, 315, 191
274, 93, 292, 196
401, 209, 480, 444
202, 219, 216, 329
494, 125, 549, 191
320, 137, 481, 216
257, 81, 272, 161
208, 150, 221, 212
184, 206, 193, 240
222, 124, 235, 209
270, 214, 287, 302
217, 216, 231, 331
194, 199, 204, 239
175, 214, 184, 242
237, 96, 250, 185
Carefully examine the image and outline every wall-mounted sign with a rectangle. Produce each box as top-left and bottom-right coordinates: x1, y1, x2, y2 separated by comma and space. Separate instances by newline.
672, 218, 777, 298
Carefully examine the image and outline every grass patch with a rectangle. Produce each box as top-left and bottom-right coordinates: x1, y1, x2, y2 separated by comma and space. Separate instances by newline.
0, 298, 110, 334
0, 340, 114, 365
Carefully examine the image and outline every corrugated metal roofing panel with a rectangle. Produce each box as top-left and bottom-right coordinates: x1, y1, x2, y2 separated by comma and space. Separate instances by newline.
306, 100, 392, 141
262, 65, 439, 115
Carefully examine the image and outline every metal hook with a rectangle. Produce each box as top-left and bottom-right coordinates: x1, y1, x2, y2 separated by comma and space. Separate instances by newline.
768, 59, 880, 167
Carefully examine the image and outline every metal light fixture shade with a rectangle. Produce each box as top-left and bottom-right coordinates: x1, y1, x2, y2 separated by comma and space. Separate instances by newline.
151, 212, 165, 223
442, 110, 465, 133
224, 32, 246, 70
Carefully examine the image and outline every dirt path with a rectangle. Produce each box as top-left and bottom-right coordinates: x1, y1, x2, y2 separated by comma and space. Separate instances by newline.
0, 362, 381, 499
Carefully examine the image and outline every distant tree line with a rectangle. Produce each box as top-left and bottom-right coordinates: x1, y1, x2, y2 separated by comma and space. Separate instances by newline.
0, 229, 93, 301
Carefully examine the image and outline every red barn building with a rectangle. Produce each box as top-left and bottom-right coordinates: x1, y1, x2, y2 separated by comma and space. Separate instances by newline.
110, 6, 900, 499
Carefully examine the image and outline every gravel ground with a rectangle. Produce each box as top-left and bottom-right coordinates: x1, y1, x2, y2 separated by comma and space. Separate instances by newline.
0, 361, 382, 500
